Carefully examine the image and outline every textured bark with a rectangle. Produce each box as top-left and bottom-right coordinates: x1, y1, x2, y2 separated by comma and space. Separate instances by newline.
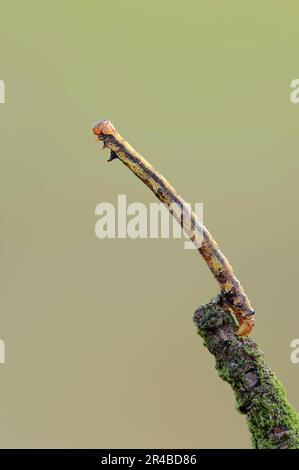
193, 296, 299, 449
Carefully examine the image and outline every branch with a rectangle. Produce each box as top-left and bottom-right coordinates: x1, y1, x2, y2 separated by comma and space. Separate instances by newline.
91, 119, 299, 448
193, 296, 299, 449
92, 120, 254, 336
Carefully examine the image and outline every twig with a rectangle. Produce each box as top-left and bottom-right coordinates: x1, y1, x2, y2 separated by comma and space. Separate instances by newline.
92, 120, 254, 335
193, 296, 299, 449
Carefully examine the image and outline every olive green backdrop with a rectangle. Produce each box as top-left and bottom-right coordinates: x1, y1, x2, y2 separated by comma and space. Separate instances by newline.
0, 0, 298, 448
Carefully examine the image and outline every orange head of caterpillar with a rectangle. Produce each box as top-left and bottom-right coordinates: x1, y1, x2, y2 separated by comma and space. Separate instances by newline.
92, 119, 116, 140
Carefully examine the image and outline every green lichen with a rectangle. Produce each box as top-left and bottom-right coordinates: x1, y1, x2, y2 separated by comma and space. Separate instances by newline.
217, 363, 232, 382
193, 296, 299, 449
247, 374, 299, 449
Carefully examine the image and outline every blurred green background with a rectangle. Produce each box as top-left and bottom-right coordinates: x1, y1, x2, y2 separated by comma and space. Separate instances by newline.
0, 0, 298, 448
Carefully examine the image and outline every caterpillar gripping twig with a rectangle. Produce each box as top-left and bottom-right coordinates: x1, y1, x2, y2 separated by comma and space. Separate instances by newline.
92, 119, 255, 336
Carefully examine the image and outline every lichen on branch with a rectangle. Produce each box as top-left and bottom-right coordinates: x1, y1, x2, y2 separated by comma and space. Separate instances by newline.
193, 296, 299, 449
